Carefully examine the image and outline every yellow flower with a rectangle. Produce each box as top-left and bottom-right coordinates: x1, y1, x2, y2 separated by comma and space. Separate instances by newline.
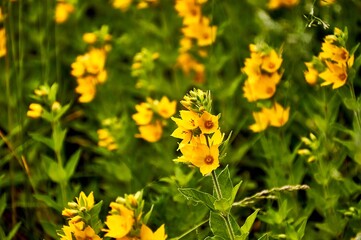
261, 49, 283, 73
304, 62, 319, 85
198, 111, 219, 134
268, 0, 299, 9
319, 61, 347, 89
103, 202, 134, 238
0, 28, 6, 58
180, 144, 220, 175
171, 126, 193, 146
320, 0, 335, 6
242, 73, 281, 102
76, 191, 95, 211
249, 103, 290, 132
132, 102, 153, 125
155, 96, 177, 119
135, 121, 163, 142
249, 110, 269, 133
172, 110, 200, 130
83, 33, 97, 44
319, 42, 349, 65
85, 48, 107, 75
182, 17, 217, 47
75, 76, 97, 103
97, 129, 118, 151
113, 0, 133, 12
265, 102, 290, 127
55, 2, 74, 24
140, 224, 167, 240
27, 103, 43, 119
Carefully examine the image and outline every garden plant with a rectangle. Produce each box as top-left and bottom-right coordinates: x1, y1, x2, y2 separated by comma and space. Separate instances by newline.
1, 0, 361, 239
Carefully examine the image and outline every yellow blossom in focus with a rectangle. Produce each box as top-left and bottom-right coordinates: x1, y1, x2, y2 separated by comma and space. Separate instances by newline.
140, 224, 167, 240
0, 28, 6, 58
135, 121, 163, 142
76, 191, 95, 211
103, 202, 135, 238
27, 103, 43, 119
55, 2, 74, 24
198, 111, 218, 134
319, 61, 348, 89
180, 144, 220, 175
113, 0, 133, 12
172, 110, 200, 130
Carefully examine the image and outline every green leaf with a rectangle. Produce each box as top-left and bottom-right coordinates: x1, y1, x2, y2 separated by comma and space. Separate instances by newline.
240, 209, 259, 236
52, 126, 67, 153
53, 103, 71, 121
143, 204, 154, 225
40, 220, 58, 239
209, 212, 229, 237
257, 233, 269, 240
48, 83, 58, 103
33, 194, 62, 212
65, 150, 82, 179
0, 194, 6, 217
296, 218, 307, 239
5, 222, 21, 240
29, 133, 54, 150
214, 198, 232, 213
204, 236, 226, 240
42, 155, 67, 183
216, 166, 233, 200
178, 188, 216, 210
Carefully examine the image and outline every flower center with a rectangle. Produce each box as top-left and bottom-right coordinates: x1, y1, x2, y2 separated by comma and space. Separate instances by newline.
338, 73, 347, 81
204, 120, 214, 129
266, 87, 274, 95
268, 62, 275, 69
204, 155, 214, 165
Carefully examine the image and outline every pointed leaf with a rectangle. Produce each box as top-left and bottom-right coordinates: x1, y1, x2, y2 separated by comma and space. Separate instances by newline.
209, 212, 229, 237
5, 222, 21, 240
178, 188, 216, 210
216, 166, 233, 200
65, 150, 82, 179
0, 194, 6, 217
29, 133, 54, 150
33, 194, 62, 212
240, 209, 259, 235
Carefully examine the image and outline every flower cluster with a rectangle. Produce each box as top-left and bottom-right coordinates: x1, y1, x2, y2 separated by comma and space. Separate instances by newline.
304, 27, 355, 89
26, 85, 64, 120
55, 0, 75, 24
297, 133, 319, 163
112, 0, 158, 12
171, 89, 225, 175
58, 192, 102, 240
97, 128, 118, 151
131, 48, 160, 89
58, 191, 167, 240
0, 7, 6, 58
175, 0, 217, 83
103, 191, 167, 240
242, 43, 289, 132
71, 29, 112, 103
268, 0, 299, 9
132, 96, 177, 142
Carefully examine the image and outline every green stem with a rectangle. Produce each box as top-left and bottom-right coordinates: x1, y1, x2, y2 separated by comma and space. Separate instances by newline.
349, 83, 361, 132
169, 219, 208, 240
211, 171, 235, 240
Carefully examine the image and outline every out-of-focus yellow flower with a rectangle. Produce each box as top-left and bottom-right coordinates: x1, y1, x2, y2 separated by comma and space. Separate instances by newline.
249, 103, 290, 132
82, 33, 97, 44
97, 129, 118, 151
304, 62, 319, 85
132, 102, 153, 125
75, 76, 97, 103
55, 2, 74, 24
320, 0, 335, 6
0, 28, 6, 58
182, 17, 217, 47
140, 224, 167, 240
27, 103, 43, 119
51, 101, 62, 112
261, 49, 283, 73
155, 96, 177, 119
268, 0, 299, 9
135, 121, 163, 143
113, 0, 133, 12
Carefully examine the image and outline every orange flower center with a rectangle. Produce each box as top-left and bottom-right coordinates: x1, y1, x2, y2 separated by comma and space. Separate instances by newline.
338, 73, 347, 81
204, 155, 214, 165
266, 87, 274, 94
268, 62, 275, 69
204, 120, 214, 129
